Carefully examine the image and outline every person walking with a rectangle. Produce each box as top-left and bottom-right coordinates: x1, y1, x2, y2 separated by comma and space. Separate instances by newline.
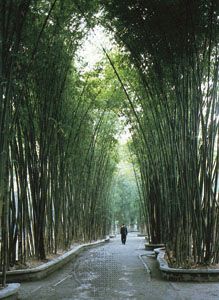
120, 224, 128, 244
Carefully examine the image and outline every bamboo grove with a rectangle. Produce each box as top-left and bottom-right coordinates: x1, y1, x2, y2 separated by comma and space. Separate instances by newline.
0, 0, 118, 285
102, 1, 218, 267
0, 0, 218, 287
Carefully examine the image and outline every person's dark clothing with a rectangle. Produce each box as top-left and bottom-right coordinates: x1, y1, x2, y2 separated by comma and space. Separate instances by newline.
120, 225, 128, 244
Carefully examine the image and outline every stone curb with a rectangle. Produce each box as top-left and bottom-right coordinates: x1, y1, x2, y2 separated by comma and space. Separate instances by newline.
154, 247, 165, 257
0, 283, 20, 300
156, 248, 219, 282
0, 238, 109, 283
145, 243, 165, 251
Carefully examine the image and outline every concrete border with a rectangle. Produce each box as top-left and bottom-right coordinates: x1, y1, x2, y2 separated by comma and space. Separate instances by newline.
154, 247, 165, 257
0, 238, 109, 283
0, 283, 20, 300
145, 243, 165, 251
156, 249, 219, 282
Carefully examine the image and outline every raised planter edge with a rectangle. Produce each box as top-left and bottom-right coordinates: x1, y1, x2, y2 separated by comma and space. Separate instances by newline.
157, 249, 219, 282
145, 243, 165, 251
0, 283, 20, 300
0, 238, 109, 283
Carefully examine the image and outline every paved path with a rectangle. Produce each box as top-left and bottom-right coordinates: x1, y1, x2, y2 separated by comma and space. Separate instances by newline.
19, 233, 219, 299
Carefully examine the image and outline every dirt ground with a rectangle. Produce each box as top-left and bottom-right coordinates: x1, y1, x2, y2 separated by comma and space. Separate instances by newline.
18, 233, 219, 299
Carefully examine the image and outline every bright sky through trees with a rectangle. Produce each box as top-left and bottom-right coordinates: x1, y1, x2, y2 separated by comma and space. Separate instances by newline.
76, 25, 113, 71
76, 25, 131, 143
1, 2, 217, 280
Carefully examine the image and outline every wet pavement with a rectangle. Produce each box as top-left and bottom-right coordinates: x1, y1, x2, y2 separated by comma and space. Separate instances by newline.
18, 233, 219, 299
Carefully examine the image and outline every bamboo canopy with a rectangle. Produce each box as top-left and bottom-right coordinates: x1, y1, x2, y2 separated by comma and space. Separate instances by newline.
0, 0, 117, 286
0, 1, 218, 288
102, 0, 218, 267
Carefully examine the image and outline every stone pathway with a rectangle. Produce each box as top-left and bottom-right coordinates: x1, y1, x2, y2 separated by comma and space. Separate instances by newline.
18, 233, 219, 299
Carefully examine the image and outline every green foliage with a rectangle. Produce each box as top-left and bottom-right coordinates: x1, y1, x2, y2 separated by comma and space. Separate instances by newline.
0, 0, 118, 273
102, 0, 218, 267
110, 143, 139, 226
83, 54, 129, 112
1, 0, 218, 277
